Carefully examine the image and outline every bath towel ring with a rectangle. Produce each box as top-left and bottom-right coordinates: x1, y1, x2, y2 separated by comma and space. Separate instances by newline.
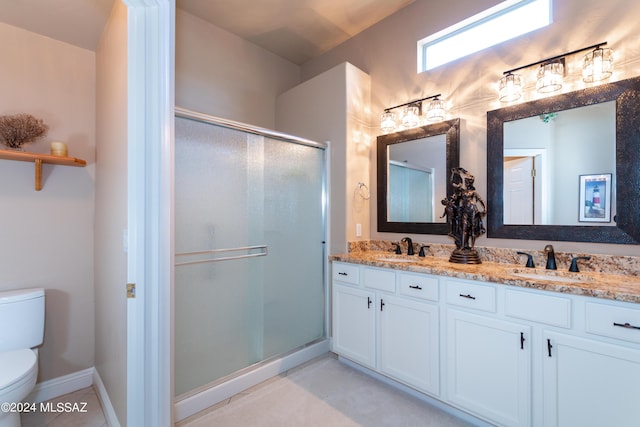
357, 182, 371, 200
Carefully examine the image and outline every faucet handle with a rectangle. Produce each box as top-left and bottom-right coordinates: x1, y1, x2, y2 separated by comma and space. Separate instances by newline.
419, 245, 430, 257
517, 251, 535, 268
569, 256, 591, 272
390, 242, 402, 254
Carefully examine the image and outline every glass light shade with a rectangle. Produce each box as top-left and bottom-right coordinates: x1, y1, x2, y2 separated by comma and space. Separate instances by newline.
401, 105, 420, 128
583, 47, 613, 83
380, 111, 397, 133
536, 62, 564, 93
498, 73, 523, 102
426, 98, 445, 122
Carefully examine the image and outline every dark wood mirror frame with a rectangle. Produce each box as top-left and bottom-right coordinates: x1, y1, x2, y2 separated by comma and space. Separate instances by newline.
487, 76, 640, 244
377, 118, 460, 234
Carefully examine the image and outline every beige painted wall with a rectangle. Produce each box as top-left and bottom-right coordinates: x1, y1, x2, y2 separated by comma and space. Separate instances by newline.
95, 1, 128, 424
175, 9, 301, 129
276, 62, 371, 255
0, 23, 96, 380
301, 0, 640, 256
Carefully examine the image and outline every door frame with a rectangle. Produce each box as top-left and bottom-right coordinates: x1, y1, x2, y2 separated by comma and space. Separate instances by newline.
124, 0, 174, 426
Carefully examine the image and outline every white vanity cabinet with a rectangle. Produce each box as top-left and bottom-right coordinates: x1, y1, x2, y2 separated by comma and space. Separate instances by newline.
446, 308, 531, 427
542, 301, 640, 427
332, 283, 376, 368
331, 263, 440, 396
444, 279, 531, 426
378, 294, 440, 395
331, 260, 640, 427
332, 263, 375, 368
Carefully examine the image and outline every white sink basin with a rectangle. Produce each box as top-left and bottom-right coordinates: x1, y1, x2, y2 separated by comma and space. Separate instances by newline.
510, 272, 584, 283
376, 257, 415, 263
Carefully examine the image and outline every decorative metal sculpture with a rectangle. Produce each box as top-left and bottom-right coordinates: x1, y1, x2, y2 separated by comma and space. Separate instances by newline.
441, 167, 487, 264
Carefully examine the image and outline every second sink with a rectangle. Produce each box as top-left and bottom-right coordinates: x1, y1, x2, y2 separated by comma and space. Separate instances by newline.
506, 268, 593, 284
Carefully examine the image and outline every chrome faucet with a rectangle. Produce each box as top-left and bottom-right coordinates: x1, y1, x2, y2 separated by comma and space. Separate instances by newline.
402, 237, 414, 255
544, 244, 557, 270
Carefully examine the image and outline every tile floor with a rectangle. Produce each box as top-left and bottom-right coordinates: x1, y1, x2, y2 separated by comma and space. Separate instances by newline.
20, 354, 477, 426
21, 386, 106, 427
177, 354, 476, 427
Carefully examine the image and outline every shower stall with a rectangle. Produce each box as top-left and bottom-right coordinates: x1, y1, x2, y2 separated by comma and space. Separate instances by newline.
173, 108, 328, 419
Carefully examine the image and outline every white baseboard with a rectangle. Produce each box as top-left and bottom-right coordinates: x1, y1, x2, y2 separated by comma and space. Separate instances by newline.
93, 369, 121, 427
27, 367, 93, 403
25, 367, 120, 427
174, 340, 330, 422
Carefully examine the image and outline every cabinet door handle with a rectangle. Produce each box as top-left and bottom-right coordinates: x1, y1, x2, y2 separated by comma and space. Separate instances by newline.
459, 293, 476, 300
380, 299, 385, 311
409, 285, 423, 290
367, 297, 372, 309
520, 332, 525, 350
338, 272, 348, 276
547, 338, 553, 357
613, 322, 640, 330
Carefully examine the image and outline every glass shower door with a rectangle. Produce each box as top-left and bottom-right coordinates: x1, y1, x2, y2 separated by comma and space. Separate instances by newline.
174, 116, 325, 397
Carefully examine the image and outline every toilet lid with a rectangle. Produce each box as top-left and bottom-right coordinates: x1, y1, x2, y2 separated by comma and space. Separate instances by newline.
0, 349, 37, 390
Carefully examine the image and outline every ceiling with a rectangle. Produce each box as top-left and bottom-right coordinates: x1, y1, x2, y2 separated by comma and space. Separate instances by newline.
0, 0, 415, 64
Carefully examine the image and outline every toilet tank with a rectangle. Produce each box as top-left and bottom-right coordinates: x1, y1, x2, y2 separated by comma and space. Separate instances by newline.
0, 288, 45, 353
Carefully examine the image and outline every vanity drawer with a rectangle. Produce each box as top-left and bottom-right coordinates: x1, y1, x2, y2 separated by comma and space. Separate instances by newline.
363, 267, 396, 293
586, 302, 640, 344
332, 262, 360, 285
505, 289, 571, 328
398, 272, 439, 302
445, 280, 496, 313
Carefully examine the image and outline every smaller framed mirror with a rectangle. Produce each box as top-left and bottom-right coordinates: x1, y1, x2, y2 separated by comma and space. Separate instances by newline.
377, 119, 460, 234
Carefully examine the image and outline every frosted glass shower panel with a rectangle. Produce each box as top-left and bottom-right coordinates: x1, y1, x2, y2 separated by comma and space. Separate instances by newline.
174, 116, 326, 397
261, 139, 325, 358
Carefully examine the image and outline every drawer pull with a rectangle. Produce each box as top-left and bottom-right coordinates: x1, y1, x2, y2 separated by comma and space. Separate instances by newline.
547, 338, 553, 357
380, 299, 385, 311
338, 272, 348, 276
409, 285, 423, 290
367, 297, 372, 309
459, 293, 476, 300
613, 322, 640, 330
520, 332, 525, 350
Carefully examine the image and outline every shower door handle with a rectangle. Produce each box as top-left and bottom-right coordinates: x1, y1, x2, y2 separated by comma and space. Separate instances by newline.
175, 245, 268, 266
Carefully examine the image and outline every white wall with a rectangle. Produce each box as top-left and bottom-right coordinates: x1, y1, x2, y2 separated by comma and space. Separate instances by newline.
94, 1, 128, 424
301, 0, 640, 256
0, 23, 96, 381
175, 9, 301, 129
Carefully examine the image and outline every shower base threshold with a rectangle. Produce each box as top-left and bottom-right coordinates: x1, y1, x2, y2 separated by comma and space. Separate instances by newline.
174, 338, 330, 422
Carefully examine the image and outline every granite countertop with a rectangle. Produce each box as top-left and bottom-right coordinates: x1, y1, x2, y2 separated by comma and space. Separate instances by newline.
330, 251, 640, 304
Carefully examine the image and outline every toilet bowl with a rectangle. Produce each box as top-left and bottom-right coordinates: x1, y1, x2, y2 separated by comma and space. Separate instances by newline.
0, 288, 45, 427
0, 349, 38, 427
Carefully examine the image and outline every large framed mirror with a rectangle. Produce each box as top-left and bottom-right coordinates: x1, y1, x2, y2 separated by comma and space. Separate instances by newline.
377, 118, 460, 234
487, 76, 640, 244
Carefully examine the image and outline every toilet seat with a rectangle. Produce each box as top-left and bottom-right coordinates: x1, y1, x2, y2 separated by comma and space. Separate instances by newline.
0, 349, 37, 392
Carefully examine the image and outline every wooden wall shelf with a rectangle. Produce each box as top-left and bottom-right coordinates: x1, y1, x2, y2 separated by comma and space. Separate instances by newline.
0, 148, 87, 191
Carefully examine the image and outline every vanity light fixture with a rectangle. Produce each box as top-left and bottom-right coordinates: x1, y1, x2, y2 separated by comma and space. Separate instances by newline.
498, 72, 523, 102
380, 94, 445, 132
583, 45, 613, 83
536, 59, 565, 93
380, 111, 397, 133
498, 42, 612, 102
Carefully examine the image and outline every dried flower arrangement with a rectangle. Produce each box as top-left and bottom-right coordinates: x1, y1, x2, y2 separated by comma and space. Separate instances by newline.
0, 113, 49, 150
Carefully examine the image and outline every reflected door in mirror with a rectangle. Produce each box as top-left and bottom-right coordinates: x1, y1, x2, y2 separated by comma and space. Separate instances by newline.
503, 101, 615, 226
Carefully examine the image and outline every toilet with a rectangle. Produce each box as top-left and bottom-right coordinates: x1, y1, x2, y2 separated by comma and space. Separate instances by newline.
0, 288, 45, 427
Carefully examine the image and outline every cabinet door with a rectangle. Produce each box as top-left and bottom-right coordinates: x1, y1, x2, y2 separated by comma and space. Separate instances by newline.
332, 283, 376, 368
543, 332, 640, 427
447, 309, 531, 427
378, 295, 440, 396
